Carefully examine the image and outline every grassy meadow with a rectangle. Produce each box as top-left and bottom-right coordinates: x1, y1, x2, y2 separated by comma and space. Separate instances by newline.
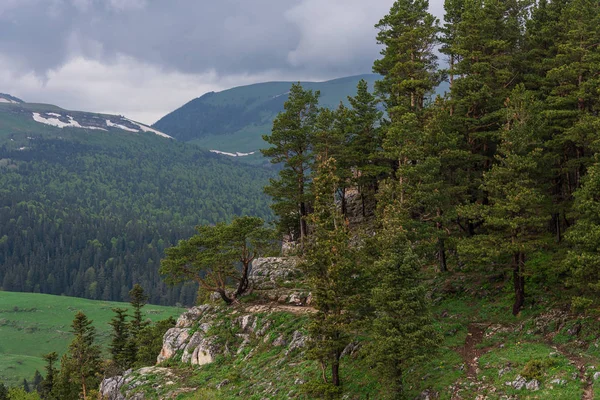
0, 291, 184, 386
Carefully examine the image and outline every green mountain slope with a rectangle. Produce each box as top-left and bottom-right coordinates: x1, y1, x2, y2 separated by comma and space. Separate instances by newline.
152, 74, 381, 154
0, 291, 184, 387
0, 98, 274, 307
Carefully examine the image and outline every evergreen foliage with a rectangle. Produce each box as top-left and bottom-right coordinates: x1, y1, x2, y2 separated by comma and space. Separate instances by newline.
302, 159, 365, 391
161, 216, 275, 303
261, 83, 321, 245
108, 308, 131, 372
53, 312, 102, 400
0, 134, 274, 306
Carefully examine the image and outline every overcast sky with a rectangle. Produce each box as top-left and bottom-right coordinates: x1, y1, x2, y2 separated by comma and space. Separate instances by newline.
0, 0, 445, 124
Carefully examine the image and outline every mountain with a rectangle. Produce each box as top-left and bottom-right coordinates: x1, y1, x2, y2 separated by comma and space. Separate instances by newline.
0, 99, 171, 139
152, 74, 381, 157
0, 96, 274, 306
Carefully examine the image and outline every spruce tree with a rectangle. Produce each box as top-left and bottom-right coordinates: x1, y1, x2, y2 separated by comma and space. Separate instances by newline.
566, 157, 600, 297
39, 352, 58, 399
261, 83, 321, 246
63, 312, 102, 400
347, 79, 385, 217
459, 86, 550, 314
31, 371, 43, 393
109, 307, 131, 371
370, 185, 438, 398
543, 0, 600, 239
303, 158, 364, 393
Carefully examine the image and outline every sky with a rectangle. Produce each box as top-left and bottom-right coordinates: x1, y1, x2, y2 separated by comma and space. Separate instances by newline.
0, 0, 445, 124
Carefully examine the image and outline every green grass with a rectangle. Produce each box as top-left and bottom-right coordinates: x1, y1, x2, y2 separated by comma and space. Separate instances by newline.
0, 291, 184, 386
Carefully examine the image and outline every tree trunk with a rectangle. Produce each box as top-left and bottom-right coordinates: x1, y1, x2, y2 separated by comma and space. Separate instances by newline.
218, 289, 233, 305
512, 252, 525, 316
81, 375, 87, 400
438, 237, 447, 273
299, 201, 307, 250
234, 261, 250, 298
332, 351, 341, 387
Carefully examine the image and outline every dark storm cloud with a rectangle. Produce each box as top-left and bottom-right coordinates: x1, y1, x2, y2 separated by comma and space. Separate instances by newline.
0, 0, 397, 78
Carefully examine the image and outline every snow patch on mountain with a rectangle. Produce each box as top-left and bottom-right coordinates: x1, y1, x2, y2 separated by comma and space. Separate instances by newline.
106, 119, 139, 132
125, 119, 172, 138
32, 113, 107, 131
210, 150, 256, 157
0, 98, 18, 104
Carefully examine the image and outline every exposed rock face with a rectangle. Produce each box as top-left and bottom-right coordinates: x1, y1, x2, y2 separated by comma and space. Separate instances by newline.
157, 305, 215, 364
250, 257, 301, 290
99, 367, 190, 400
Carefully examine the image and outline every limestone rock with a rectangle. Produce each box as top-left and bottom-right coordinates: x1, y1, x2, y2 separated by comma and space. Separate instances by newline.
181, 331, 217, 366
525, 379, 540, 391
157, 328, 190, 363
99, 367, 176, 400
250, 257, 301, 290
99, 373, 128, 400
286, 330, 307, 355
550, 378, 567, 386
176, 305, 213, 328
272, 334, 286, 346
594, 371, 600, 381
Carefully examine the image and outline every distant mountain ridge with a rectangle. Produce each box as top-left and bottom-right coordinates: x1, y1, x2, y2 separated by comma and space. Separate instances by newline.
0, 93, 24, 104
0, 96, 171, 139
152, 74, 381, 155
0, 94, 274, 307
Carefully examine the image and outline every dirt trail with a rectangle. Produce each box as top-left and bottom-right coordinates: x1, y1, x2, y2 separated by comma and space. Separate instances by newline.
549, 343, 593, 400
461, 324, 487, 379
244, 303, 317, 314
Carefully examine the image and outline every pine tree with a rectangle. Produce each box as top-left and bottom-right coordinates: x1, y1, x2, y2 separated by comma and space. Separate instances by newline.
446, 0, 529, 238
303, 158, 364, 393
261, 83, 321, 246
347, 79, 385, 217
108, 307, 131, 371
63, 312, 102, 400
31, 370, 43, 393
161, 216, 275, 304
39, 352, 58, 399
459, 86, 550, 315
373, 0, 440, 114
0, 383, 7, 400
543, 0, 600, 239
370, 187, 439, 398
566, 157, 600, 297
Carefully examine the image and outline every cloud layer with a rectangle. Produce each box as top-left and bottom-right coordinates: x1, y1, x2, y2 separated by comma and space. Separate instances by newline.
0, 0, 444, 124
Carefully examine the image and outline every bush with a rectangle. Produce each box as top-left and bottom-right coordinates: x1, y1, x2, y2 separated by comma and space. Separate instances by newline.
571, 296, 594, 314
521, 358, 555, 381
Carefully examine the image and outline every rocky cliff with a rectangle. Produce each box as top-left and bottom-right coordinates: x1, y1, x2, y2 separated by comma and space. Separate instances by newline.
99, 257, 320, 400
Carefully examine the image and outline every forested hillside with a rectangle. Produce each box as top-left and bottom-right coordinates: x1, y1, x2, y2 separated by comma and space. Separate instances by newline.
0, 103, 274, 306
152, 74, 381, 154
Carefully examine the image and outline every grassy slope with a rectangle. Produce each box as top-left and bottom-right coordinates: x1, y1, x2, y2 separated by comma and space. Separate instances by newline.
0, 291, 184, 386
117, 268, 600, 400
154, 74, 381, 155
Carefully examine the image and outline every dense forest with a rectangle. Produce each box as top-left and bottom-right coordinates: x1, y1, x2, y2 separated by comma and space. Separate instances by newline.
0, 133, 274, 305
251, 0, 600, 396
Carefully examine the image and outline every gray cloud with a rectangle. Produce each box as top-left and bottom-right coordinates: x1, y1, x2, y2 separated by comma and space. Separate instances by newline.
0, 0, 445, 124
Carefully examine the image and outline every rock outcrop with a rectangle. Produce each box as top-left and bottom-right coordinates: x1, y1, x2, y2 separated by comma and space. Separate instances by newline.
157, 304, 216, 364
99, 257, 313, 399
249, 257, 301, 289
